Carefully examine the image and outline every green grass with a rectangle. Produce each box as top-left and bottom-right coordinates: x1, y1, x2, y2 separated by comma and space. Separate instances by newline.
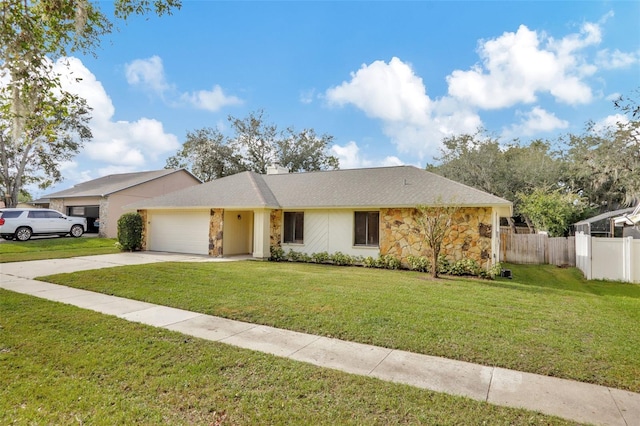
39, 261, 640, 393
0, 290, 571, 425
0, 237, 119, 262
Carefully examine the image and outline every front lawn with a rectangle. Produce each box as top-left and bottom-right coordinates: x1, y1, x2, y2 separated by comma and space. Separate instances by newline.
39, 261, 640, 393
0, 291, 570, 425
0, 237, 119, 263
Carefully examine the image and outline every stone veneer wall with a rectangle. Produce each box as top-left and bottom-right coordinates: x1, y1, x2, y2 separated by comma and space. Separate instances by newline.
98, 198, 109, 237
138, 210, 148, 250
209, 208, 224, 257
270, 209, 282, 248
49, 199, 64, 213
380, 207, 493, 267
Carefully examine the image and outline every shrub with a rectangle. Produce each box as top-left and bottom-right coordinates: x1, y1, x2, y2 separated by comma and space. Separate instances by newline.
330, 251, 354, 266
270, 246, 285, 261
407, 255, 429, 272
311, 251, 330, 263
377, 254, 401, 270
480, 262, 502, 280
117, 212, 143, 251
363, 256, 377, 268
448, 258, 482, 276
437, 254, 451, 275
287, 249, 301, 262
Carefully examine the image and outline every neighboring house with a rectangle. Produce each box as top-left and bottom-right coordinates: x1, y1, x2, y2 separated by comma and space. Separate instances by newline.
43, 169, 201, 238
573, 206, 638, 238
613, 203, 640, 239
127, 166, 513, 267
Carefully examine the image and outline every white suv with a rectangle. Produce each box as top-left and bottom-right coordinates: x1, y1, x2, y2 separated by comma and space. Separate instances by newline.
0, 208, 87, 241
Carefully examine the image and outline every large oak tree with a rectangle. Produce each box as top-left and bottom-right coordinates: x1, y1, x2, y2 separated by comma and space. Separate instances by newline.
0, 0, 181, 207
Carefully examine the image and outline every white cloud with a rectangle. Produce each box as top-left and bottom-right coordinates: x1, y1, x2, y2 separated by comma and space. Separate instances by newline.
447, 21, 602, 108
330, 141, 406, 170
596, 49, 639, 70
299, 88, 316, 104
125, 55, 171, 95
181, 85, 243, 112
326, 57, 481, 160
502, 106, 569, 139
125, 55, 243, 112
591, 113, 629, 134
54, 57, 180, 169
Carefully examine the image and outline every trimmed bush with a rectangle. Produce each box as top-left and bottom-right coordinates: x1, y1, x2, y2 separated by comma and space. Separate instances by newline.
407, 255, 429, 272
377, 254, 401, 270
270, 246, 285, 261
117, 213, 143, 251
330, 251, 353, 266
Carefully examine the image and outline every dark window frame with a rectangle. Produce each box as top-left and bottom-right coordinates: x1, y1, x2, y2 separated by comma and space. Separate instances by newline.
283, 211, 304, 244
354, 211, 380, 247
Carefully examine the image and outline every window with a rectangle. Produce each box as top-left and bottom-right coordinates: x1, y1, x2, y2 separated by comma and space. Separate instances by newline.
354, 211, 379, 246
283, 212, 304, 244
0, 210, 23, 219
28, 210, 47, 219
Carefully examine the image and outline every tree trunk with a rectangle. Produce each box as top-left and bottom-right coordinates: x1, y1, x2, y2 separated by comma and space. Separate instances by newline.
430, 247, 439, 278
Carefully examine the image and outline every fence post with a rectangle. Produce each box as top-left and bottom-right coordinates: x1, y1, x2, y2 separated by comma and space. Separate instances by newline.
623, 237, 632, 282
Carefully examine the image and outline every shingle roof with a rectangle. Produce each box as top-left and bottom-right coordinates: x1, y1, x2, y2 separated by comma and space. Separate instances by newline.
44, 169, 198, 198
129, 166, 512, 212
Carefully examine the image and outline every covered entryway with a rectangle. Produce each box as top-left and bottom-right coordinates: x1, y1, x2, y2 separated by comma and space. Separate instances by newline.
148, 210, 210, 255
223, 210, 253, 255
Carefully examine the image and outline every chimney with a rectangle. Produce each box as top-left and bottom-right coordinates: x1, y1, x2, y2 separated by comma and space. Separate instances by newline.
266, 163, 290, 175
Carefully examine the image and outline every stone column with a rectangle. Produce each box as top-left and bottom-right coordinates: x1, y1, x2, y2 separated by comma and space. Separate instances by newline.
209, 208, 224, 257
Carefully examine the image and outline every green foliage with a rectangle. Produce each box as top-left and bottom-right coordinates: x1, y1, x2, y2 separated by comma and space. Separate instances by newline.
517, 187, 588, 236
0, 0, 180, 207
564, 100, 640, 208
329, 251, 353, 266
363, 256, 377, 268
407, 255, 430, 272
270, 245, 285, 261
269, 249, 496, 279
437, 255, 451, 275
428, 132, 566, 217
377, 254, 401, 270
286, 249, 301, 262
448, 258, 482, 276
166, 109, 339, 181
481, 262, 503, 280
311, 251, 330, 263
116, 213, 143, 251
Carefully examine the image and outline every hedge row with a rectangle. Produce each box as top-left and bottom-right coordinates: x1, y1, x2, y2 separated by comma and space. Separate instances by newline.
269, 247, 501, 279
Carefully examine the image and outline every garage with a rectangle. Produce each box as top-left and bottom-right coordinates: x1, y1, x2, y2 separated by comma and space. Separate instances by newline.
147, 210, 210, 255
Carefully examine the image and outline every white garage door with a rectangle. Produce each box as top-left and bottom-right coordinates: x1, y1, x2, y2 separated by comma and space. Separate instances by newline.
148, 210, 210, 255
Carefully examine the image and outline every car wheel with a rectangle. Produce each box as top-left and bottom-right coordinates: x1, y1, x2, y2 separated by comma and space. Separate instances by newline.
2, 235, 13, 240
15, 227, 32, 241
70, 224, 84, 238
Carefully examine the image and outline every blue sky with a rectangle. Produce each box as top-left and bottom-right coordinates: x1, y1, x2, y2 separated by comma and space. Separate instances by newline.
40, 0, 640, 197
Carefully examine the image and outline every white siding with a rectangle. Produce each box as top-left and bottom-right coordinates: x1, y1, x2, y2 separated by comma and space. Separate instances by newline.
148, 210, 209, 255
281, 209, 380, 258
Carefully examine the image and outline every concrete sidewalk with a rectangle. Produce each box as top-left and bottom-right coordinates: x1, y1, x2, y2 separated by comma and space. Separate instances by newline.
1, 253, 639, 426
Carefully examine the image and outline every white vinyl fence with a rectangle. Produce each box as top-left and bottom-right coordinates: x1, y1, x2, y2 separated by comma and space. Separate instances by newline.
575, 232, 640, 283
